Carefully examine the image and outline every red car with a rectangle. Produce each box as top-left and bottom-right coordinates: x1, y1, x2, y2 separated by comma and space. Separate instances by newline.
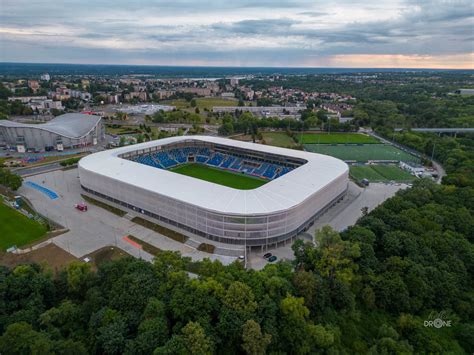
75, 202, 88, 212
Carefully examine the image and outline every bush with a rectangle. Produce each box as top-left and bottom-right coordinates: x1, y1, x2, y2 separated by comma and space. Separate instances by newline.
60, 157, 81, 167
0, 168, 22, 190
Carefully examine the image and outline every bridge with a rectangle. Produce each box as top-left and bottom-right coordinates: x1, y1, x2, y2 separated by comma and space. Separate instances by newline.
394, 128, 474, 134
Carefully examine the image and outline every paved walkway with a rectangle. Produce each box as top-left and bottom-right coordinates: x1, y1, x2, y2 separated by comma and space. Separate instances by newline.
18, 169, 236, 265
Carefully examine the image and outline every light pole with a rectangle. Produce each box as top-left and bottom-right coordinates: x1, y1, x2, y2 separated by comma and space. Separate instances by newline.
431, 142, 436, 162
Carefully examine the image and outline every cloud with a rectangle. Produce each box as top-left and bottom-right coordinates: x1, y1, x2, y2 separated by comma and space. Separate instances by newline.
0, 0, 472, 68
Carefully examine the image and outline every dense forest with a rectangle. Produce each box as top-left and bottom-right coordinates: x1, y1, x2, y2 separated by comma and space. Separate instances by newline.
1, 177, 473, 354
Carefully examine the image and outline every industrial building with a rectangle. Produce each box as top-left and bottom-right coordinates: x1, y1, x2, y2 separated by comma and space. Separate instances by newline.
0, 113, 103, 152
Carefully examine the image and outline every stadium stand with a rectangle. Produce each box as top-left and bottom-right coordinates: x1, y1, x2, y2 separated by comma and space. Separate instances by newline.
131, 145, 295, 181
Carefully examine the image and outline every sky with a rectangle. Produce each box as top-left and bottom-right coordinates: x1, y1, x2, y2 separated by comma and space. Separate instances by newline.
0, 0, 473, 68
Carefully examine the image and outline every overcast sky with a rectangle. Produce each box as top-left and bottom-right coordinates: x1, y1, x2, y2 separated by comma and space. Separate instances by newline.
1, 0, 473, 68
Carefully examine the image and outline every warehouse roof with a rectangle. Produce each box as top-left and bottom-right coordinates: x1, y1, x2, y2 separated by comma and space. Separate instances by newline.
78, 136, 349, 215
0, 113, 101, 139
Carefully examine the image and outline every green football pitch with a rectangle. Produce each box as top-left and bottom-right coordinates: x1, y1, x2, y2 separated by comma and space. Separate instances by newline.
350, 165, 416, 182
0, 201, 47, 250
170, 163, 268, 190
297, 132, 379, 144
304, 144, 420, 162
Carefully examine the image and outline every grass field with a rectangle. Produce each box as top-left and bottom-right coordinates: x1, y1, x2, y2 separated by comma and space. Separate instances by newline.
0, 202, 47, 250
171, 163, 267, 190
232, 131, 297, 148
297, 132, 379, 144
262, 132, 297, 148
304, 144, 420, 162
350, 165, 416, 182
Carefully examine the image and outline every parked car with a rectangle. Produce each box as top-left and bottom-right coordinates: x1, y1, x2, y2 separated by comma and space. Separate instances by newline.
263, 252, 272, 259
268, 256, 277, 262
75, 202, 88, 212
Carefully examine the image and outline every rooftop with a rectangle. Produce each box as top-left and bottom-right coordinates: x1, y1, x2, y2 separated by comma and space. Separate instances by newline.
0, 113, 102, 139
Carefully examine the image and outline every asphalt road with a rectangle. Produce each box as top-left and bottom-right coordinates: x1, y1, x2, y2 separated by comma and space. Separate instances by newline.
14, 162, 63, 177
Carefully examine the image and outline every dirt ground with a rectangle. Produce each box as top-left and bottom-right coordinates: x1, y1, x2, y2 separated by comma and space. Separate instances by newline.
0, 243, 78, 272
84, 246, 132, 270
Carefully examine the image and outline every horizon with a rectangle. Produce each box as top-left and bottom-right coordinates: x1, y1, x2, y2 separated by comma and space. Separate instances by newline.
1, 62, 472, 72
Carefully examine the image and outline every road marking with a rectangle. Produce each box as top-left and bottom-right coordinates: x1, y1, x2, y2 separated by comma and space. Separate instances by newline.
122, 235, 142, 249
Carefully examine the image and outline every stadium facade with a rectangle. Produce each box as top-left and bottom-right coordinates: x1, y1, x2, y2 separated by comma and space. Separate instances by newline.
0, 113, 103, 152
78, 136, 349, 248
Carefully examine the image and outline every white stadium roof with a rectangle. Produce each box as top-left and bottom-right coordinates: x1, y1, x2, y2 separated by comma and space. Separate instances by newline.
79, 136, 348, 215
0, 113, 101, 139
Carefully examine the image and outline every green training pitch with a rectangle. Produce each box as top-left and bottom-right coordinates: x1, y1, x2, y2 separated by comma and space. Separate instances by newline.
0, 202, 47, 250
170, 163, 268, 190
297, 132, 379, 144
350, 165, 416, 182
304, 144, 420, 162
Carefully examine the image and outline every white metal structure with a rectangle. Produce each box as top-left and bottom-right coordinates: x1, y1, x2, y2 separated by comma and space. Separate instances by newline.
78, 136, 349, 247
0, 113, 103, 151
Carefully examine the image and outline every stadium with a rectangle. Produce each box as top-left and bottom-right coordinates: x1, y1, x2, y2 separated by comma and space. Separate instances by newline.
78, 136, 349, 248
0, 113, 103, 152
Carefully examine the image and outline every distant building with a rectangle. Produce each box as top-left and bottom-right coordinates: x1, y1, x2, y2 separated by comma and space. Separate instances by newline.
28, 80, 40, 93
106, 94, 121, 104
339, 116, 354, 123
177, 87, 211, 96
29, 99, 64, 111
455, 88, 474, 95
8, 96, 47, 104
241, 87, 254, 100
154, 90, 175, 99
0, 113, 103, 152
399, 161, 424, 175
213, 106, 302, 118
221, 92, 235, 98
40, 73, 51, 81
230, 78, 239, 86
70, 90, 92, 101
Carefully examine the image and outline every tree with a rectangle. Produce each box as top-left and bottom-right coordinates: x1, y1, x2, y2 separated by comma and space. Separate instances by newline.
314, 226, 361, 285
241, 320, 271, 355
0, 322, 53, 354
66, 261, 93, 296
307, 324, 334, 349
155, 321, 213, 355
279, 296, 311, 353
218, 122, 234, 136
0, 168, 23, 190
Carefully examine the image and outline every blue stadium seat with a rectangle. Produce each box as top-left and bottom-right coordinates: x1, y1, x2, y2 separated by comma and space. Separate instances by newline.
221, 156, 235, 168
131, 145, 294, 181
207, 153, 224, 167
